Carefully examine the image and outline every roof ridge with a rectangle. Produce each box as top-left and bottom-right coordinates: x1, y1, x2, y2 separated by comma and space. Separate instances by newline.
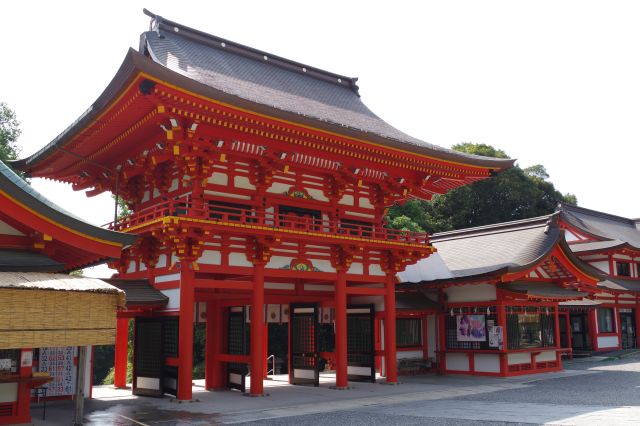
558, 202, 635, 225
432, 213, 556, 242
142, 9, 360, 94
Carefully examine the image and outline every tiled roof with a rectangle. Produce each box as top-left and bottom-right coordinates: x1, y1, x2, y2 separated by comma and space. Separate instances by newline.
140, 10, 514, 170
559, 203, 640, 248
105, 278, 168, 308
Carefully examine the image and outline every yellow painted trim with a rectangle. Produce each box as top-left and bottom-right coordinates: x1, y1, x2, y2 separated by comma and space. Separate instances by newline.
0, 190, 123, 248
124, 216, 434, 251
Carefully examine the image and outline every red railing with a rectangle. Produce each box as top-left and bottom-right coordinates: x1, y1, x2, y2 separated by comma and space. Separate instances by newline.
108, 198, 429, 245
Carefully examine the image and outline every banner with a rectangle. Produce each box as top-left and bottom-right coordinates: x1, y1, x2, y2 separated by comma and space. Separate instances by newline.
456, 314, 486, 342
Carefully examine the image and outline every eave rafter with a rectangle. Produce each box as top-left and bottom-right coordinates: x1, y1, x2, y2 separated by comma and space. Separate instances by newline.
31, 74, 497, 204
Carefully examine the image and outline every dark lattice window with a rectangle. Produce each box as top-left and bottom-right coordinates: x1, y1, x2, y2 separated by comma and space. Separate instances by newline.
507, 310, 556, 349
163, 317, 179, 358
597, 308, 615, 333
396, 318, 422, 347
0, 349, 19, 374
617, 262, 631, 277
445, 308, 497, 350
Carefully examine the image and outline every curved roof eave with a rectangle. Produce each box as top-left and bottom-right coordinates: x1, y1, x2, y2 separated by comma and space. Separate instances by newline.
0, 161, 136, 248
14, 48, 514, 175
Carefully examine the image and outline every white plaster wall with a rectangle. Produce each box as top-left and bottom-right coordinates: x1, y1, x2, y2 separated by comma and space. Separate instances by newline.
161, 288, 180, 309
0, 382, 18, 403
141, 191, 150, 203
234, 176, 255, 190
597, 335, 619, 349
208, 172, 228, 185
369, 263, 385, 276
267, 182, 292, 194
348, 262, 364, 275
345, 211, 375, 219
229, 252, 252, 267
508, 352, 531, 365
205, 190, 251, 200
313, 259, 335, 273
169, 178, 179, 192
266, 255, 293, 269
397, 350, 423, 360
338, 194, 354, 206
156, 254, 167, 268
139, 262, 147, 272
536, 351, 557, 362
198, 250, 221, 265
446, 353, 469, 371
126, 260, 136, 274
155, 273, 180, 284
359, 197, 374, 209
446, 284, 496, 303
306, 187, 329, 202
474, 354, 501, 373
0, 220, 23, 235
590, 261, 610, 274
427, 314, 437, 359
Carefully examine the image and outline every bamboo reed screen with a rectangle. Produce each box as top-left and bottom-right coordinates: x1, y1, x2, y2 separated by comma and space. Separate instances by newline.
0, 289, 120, 349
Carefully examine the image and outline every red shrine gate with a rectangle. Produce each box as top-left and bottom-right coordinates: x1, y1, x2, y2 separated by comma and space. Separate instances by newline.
14, 11, 513, 400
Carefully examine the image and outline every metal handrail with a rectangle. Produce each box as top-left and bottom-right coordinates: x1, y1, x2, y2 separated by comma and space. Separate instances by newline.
106, 197, 429, 244
267, 354, 275, 376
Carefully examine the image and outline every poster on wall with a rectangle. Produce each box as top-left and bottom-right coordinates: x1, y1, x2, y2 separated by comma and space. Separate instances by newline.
456, 314, 487, 342
37, 347, 77, 397
488, 326, 503, 348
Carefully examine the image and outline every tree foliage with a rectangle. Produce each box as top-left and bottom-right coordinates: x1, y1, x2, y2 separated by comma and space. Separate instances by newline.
0, 102, 21, 163
386, 143, 577, 233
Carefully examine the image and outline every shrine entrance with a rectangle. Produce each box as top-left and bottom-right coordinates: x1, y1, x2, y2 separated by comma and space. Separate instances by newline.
227, 307, 249, 392
347, 304, 376, 382
132, 318, 162, 396
290, 304, 320, 386
620, 310, 636, 349
570, 313, 591, 351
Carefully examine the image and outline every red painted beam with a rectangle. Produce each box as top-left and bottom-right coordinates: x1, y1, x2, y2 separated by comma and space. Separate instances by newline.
194, 279, 253, 290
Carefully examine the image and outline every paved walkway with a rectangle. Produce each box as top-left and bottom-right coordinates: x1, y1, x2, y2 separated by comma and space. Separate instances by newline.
31, 356, 640, 425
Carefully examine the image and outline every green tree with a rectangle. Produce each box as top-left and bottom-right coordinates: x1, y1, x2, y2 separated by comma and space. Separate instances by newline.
0, 102, 22, 167
386, 143, 577, 233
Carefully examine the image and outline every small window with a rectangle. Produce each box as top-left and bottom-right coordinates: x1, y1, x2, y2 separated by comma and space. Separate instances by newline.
616, 262, 631, 277
597, 308, 615, 333
396, 318, 422, 347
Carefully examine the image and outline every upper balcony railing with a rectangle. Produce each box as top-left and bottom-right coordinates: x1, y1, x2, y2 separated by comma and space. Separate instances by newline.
108, 198, 429, 245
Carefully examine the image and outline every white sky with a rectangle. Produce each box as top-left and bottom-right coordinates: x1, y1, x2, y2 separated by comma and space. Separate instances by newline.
2, 1, 640, 275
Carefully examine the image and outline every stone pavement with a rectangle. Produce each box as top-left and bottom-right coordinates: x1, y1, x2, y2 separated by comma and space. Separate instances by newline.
31, 355, 640, 425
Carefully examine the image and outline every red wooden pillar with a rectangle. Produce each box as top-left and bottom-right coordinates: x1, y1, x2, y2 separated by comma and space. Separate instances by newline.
497, 304, 508, 375
384, 273, 398, 383
588, 308, 599, 351
553, 304, 561, 349
437, 312, 447, 373
205, 300, 224, 389
334, 267, 348, 388
114, 317, 129, 388
263, 322, 269, 378
177, 267, 195, 400
13, 349, 33, 425
250, 263, 265, 395
615, 307, 623, 349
